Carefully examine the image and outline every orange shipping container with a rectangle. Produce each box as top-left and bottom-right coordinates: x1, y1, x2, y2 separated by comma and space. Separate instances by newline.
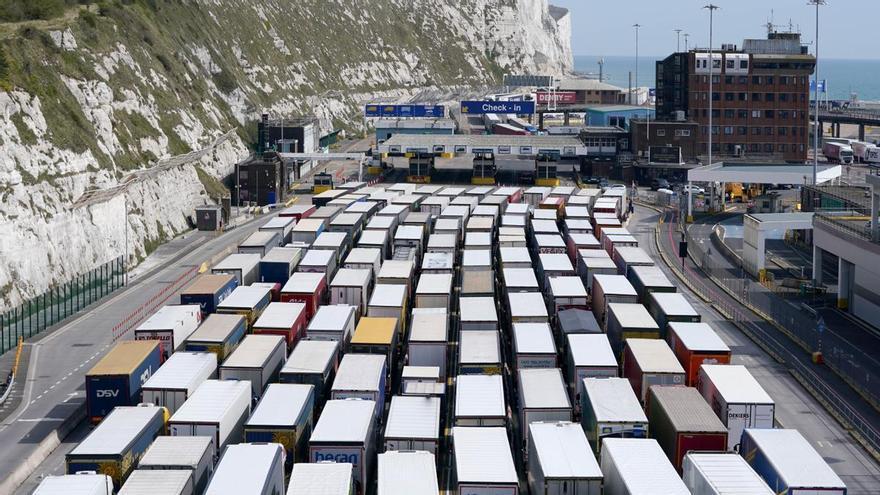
666, 322, 731, 386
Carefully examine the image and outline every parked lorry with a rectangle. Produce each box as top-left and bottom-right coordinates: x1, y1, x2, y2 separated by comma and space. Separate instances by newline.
460, 296, 499, 332
310, 399, 378, 495
566, 334, 618, 404
667, 322, 731, 386
330, 268, 372, 316
368, 284, 409, 335
517, 368, 573, 455
279, 339, 339, 413
415, 273, 454, 309
205, 443, 286, 495
117, 469, 193, 495
682, 453, 773, 495
377, 451, 439, 495
183, 313, 247, 361
179, 274, 238, 315
137, 436, 215, 495
698, 364, 775, 451
211, 253, 261, 286
252, 301, 308, 349
287, 463, 354, 495
600, 438, 690, 495
280, 272, 328, 321
348, 317, 399, 371
512, 322, 557, 369
453, 427, 519, 495
407, 308, 449, 377
627, 265, 676, 303
646, 292, 700, 336
528, 421, 602, 495
580, 378, 648, 455
85, 340, 162, 422
331, 354, 387, 418
383, 395, 442, 455
647, 386, 729, 471
134, 305, 202, 359
32, 474, 115, 495
591, 274, 638, 327
606, 303, 661, 356
459, 330, 502, 375
259, 247, 302, 285
141, 351, 217, 413
306, 304, 357, 343
168, 379, 251, 451
622, 338, 686, 403
454, 374, 507, 427
245, 383, 315, 463
219, 334, 286, 400
215, 285, 272, 327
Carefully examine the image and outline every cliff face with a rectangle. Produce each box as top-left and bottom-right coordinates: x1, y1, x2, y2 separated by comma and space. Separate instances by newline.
0, 0, 571, 309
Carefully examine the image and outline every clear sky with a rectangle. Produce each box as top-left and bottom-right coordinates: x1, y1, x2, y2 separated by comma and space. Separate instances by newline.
551, 0, 879, 59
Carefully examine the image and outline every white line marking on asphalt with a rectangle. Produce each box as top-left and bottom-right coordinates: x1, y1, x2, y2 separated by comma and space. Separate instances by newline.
17, 418, 64, 422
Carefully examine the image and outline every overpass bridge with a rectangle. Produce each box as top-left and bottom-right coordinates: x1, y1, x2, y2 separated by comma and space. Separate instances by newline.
810, 109, 880, 141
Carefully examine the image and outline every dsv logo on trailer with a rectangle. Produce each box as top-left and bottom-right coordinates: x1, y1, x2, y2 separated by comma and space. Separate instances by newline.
314, 451, 359, 464
96, 389, 120, 398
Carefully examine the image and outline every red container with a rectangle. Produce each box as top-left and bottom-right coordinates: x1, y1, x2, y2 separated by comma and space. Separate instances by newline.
621, 338, 685, 404
647, 386, 728, 472
667, 322, 732, 386
252, 302, 309, 349
279, 204, 316, 221
280, 272, 327, 321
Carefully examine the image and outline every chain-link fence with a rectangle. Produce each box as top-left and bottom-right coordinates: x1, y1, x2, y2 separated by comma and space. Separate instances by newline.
0, 257, 125, 355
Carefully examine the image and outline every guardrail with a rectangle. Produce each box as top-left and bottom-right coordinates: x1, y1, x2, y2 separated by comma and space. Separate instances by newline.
0, 338, 23, 405
814, 211, 874, 242
111, 266, 199, 342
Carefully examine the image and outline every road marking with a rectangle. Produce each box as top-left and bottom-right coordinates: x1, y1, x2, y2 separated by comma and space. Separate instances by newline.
17, 418, 65, 423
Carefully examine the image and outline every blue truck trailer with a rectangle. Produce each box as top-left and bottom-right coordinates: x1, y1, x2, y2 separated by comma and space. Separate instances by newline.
85, 341, 162, 423
179, 273, 238, 315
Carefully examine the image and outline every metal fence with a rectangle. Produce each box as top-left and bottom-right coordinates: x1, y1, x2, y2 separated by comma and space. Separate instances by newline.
0, 257, 125, 355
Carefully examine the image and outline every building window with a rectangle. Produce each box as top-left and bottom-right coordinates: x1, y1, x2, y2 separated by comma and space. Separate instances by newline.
752, 93, 761, 101
712, 92, 721, 101
724, 126, 734, 135
764, 143, 774, 153
779, 144, 788, 152
674, 129, 691, 137
751, 143, 760, 152
752, 76, 762, 84
777, 110, 786, 119
740, 60, 749, 69
778, 127, 787, 136
792, 126, 798, 136
702, 109, 708, 118
765, 93, 775, 102
764, 127, 773, 135
738, 110, 749, 119
752, 110, 762, 118
724, 109, 735, 118
779, 93, 788, 102
738, 76, 748, 84
702, 76, 709, 84
752, 127, 761, 135
712, 75, 721, 84
725, 93, 734, 101
738, 92, 747, 101
766, 76, 774, 85
738, 126, 748, 135
656, 129, 666, 137
780, 76, 789, 85
765, 110, 775, 119
712, 126, 720, 135
725, 75, 734, 84
712, 109, 721, 118
726, 60, 735, 70
713, 59, 722, 70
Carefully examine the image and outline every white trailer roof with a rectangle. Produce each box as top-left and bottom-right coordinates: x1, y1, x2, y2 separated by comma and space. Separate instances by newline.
626, 339, 684, 374
298, 250, 334, 268
380, 204, 409, 216
69, 406, 163, 456
247, 383, 313, 427
533, 209, 558, 221
394, 225, 424, 241
307, 305, 355, 332
649, 292, 699, 317
505, 203, 530, 215
282, 340, 338, 374
401, 366, 440, 380
170, 380, 250, 424
422, 252, 454, 271
530, 422, 602, 479
512, 323, 555, 354
459, 297, 498, 323
582, 257, 617, 270
438, 186, 465, 197
668, 322, 729, 352
462, 249, 491, 267
465, 231, 491, 247
602, 438, 690, 495
470, 207, 498, 221
409, 308, 448, 342
370, 284, 407, 307
428, 233, 457, 249
498, 226, 525, 237
207, 443, 283, 495
333, 354, 385, 391
629, 265, 675, 290
568, 232, 599, 247
213, 253, 261, 272
593, 274, 637, 297
684, 453, 773, 494
508, 292, 549, 318
345, 201, 379, 214
312, 232, 348, 249
358, 229, 389, 247
441, 204, 470, 219
136, 304, 199, 332
519, 368, 570, 409
416, 273, 453, 294
501, 214, 526, 228
568, 334, 617, 368
453, 427, 517, 484
118, 469, 192, 495
579, 249, 612, 260
532, 219, 560, 234
33, 475, 113, 495
292, 218, 326, 232
539, 254, 573, 274
141, 351, 216, 392
500, 246, 531, 264
345, 247, 381, 265
613, 245, 651, 262
139, 436, 214, 468
433, 217, 462, 232
367, 215, 396, 230
384, 395, 441, 440
218, 286, 270, 310
378, 451, 438, 495
700, 365, 773, 405
459, 330, 500, 364
742, 429, 846, 489
241, 230, 279, 248
254, 302, 305, 329
288, 463, 353, 495
262, 247, 302, 264
536, 235, 567, 249
311, 399, 376, 443
221, 334, 284, 368
549, 276, 587, 298
378, 259, 415, 279
455, 375, 505, 418
330, 268, 371, 288
608, 303, 659, 330
503, 268, 539, 289
582, 378, 647, 423
564, 206, 591, 218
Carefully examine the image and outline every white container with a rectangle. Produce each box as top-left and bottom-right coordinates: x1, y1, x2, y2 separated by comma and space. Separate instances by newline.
134, 305, 202, 359
312, 231, 351, 266
564, 205, 590, 220
344, 248, 382, 281
330, 268, 371, 316
212, 253, 261, 285
310, 399, 378, 492
205, 443, 285, 495
33, 474, 114, 495
455, 374, 506, 426
505, 202, 530, 216
606, 303, 661, 354
383, 395, 441, 454
548, 276, 588, 314
646, 292, 701, 334
740, 429, 847, 495
421, 196, 450, 216
502, 268, 539, 293
682, 453, 773, 495
118, 470, 192, 495
459, 330, 502, 375
141, 351, 217, 413
407, 308, 448, 377
579, 255, 617, 288
291, 218, 327, 244
379, 203, 410, 223
260, 217, 296, 245
239, 230, 281, 256
287, 463, 353, 495
500, 246, 531, 269
298, 249, 337, 276
434, 217, 462, 240
306, 304, 356, 343
441, 204, 471, 224
421, 252, 454, 273
580, 378, 648, 455
508, 292, 549, 323
367, 214, 398, 231
377, 451, 438, 495
415, 273, 453, 309
524, 186, 551, 207
462, 249, 492, 272
368, 284, 408, 326
464, 231, 491, 250
461, 269, 495, 298
698, 364, 775, 450
627, 265, 676, 302
377, 260, 415, 290
518, 368, 572, 452
537, 253, 575, 289
528, 422, 602, 495
600, 438, 689, 495
535, 235, 567, 257
219, 334, 286, 399
467, 215, 496, 234
532, 219, 561, 236
280, 339, 338, 407
459, 297, 498, 332
245, 383, 315, 461
566, 334, 617, 403
138, 436, 215, 495
565, 221, 595, 236
169, 380, 251, 450
427, 233, 457, 254
622, 339, 685, 403
612, 246, 654, 276
359, 229, 391, 260
331, 354, 387, 409
591, 274, 638, 326
453, 427, 518, 495
512, 322, 557, 369
501, 214, 527, 229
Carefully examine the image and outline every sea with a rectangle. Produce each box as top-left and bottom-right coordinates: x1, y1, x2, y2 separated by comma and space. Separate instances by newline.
573, 55, 880, 102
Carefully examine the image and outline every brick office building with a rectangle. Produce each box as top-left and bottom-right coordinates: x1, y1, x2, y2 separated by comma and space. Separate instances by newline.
656, 32, 816, 162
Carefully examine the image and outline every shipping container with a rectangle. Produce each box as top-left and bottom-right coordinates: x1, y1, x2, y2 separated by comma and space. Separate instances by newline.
461, 269, 495, 298
117, 469, 192, 495
377, 259, 416, 295
34, 474, 115, 495
205, 443, 285, 495
460, 297, 499, 332
280, 339, 339, 412
377, 451, 438, 495
622, 339, 686, 403
279, 204, 316, 221
421, 195, 450, 216
215, 285, 272, 327
169, 379, 250, 450
512, 322, 557, 369
533, 209, 558, 221
535, 236, 568, 258
591, 275, 638, 327
184, 313, 247, 361
280, 272, 327, 321
557, 308, 601, 337
180, 274, 238, 315
141, 351, 217, 413
287, 462, 354, 495
349, 317, 399, 371
548, 276, 588, 315
138, 436, 214, 495
367, 214, 398, 232
698, 364, 774, 451
612, 246, 654, 276
259, 247, 302, 285
532, 219, 561, 236
647, 386, 728, 471
502, 268, 540, 293
210, 250, 277, 283
245, 383, 315, 462
383, 395, 441, 454
518, 368, 572, 454
219, 334, 286, 399
358, 229, 391, 260
566, 334, 618, 405
344, 248, 382, 283
422, 251, 454, 273
600, 438, 690, 495
579, 254, 617, 289
464, 231, 492, 251
329, 212, 366, 242
646, 293, 701, 336
467, 215, 496, 236
580, 378, 648, 454
135, 305, 202, 359
667, 322, 731, 386
505, 202, 530, 217
606, 303, 661, 355
297, 249, 337, 279
66, 405, 166, 487
85, 341, 162, 422
379, 203, 410, 224
453, 427, 519, 495
682, 452, 773, 495
455, 374, 506, 426
528, 422, 602, 495
331, 354, 387, 415
312, 231, 352, 267
566, 233, 600, 265
501, 213, 527, 229
524, 186, 551, 207
627, 265, 676, 302
291, 218, 327, 244
508, 292, 549, 323
252, 301, 307, 349
368, 284, 408, 335
407, 307, 448, 377
310, 399, 378, 495
415, 273, 453, 309
500, 246, 532, 270
239, 231, 281, 256
740, 429, 847, 495
306, 304, 356, 343
459, 330, 502, 375
260, 216, 296, 245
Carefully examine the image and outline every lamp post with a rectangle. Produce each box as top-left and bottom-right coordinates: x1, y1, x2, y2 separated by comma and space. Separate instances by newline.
674, 29, 683, 52
633, 24, 642, 107
694, 4, 720, 223
810, 0, 825, 186
123, 193, 128, 284
684, 33, 690, 52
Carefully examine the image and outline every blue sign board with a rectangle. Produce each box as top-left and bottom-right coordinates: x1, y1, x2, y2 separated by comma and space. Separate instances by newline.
460, 100, 535, 115
364, 104, 445, 118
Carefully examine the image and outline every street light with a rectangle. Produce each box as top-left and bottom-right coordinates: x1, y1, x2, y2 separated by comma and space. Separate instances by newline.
693, 4, 720, 223
684, 33, 690, 52
674, 29, 683, 52
632, 24, 642, 106
810, 0, 826, 186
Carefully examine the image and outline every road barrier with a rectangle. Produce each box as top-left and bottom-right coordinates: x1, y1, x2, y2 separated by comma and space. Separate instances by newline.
111, 265, 199, 342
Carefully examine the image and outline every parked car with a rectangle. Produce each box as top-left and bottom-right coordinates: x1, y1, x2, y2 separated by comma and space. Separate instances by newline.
650, 178, 670, 191
682, 184, 705, 195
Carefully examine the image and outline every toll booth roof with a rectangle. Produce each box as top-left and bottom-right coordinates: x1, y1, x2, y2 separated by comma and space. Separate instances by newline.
688, 162, 841, 185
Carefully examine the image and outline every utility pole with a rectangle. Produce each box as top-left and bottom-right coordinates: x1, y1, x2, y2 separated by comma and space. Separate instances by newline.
810, 0, 825, 186
598, 58, 605, 83
674, 29, 683, 52
696, 4, 720, 223
684, 33, 690, 52
123, 193, 128, 284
